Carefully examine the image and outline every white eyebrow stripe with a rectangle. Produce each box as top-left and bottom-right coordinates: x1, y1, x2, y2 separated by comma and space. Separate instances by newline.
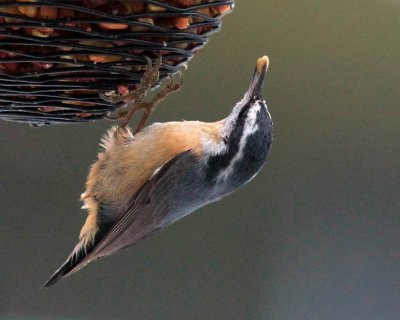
217, 103, 261, 182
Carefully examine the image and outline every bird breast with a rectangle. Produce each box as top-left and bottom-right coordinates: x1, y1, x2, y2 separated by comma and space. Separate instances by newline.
84, 121, 224, 212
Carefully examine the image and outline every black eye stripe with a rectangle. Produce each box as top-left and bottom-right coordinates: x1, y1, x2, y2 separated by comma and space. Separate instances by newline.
205, 102, 251, 181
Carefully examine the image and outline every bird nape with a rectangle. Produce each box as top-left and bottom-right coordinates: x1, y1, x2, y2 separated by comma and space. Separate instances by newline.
42, 55, 273, 288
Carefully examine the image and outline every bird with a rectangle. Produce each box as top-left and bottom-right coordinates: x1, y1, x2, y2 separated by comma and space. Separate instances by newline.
42, 55, 273, 288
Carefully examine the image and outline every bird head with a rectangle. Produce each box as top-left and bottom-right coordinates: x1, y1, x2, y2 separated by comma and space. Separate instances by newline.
205, 56, 273, 186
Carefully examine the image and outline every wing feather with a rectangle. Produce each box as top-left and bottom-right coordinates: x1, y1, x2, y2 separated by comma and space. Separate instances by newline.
43, 150, 198, 287
87, 150, 194, 261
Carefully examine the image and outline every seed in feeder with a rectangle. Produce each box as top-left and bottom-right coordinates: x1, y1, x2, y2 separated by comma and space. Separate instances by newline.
82, 0, 109, 8
120, 2, 146, 14
117, 85, 129, 96
3, 6, 21, 25
17, 5, 38, 18
26, 27, 54, 37
64, 100, 95, 107
0, 62, 20, 74
59, 8, 75, 19
33, 62, 54, 69
38, 106, 60, 113
1, 6, 19, 16
98, 22, 128, 30
147, 4, 167, 12
209, 5, 232, 16
173, 42, 189, 49
128, 49, 145, 55
130, 17, 154, 32
39, 7, 58, 20
174, 0, 202, 7
157, 16, 189, 29
172, 17, 189, 29
89, 55, 106, 63
88, 55, 122, 63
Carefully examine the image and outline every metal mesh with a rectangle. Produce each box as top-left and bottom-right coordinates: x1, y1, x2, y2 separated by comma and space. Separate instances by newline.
0, 0, 233, 126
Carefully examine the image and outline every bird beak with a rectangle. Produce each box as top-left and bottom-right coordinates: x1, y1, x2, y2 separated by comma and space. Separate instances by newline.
246, 55, 269, 100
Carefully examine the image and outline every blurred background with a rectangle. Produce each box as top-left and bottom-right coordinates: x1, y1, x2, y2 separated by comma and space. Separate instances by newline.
1, 1, 399, 319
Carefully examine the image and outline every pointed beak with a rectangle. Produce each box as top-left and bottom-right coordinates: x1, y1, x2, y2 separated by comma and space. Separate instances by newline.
246, 55, 269, 100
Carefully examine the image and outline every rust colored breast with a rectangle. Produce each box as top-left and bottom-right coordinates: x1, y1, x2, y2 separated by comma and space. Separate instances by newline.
87, 121, 223, 212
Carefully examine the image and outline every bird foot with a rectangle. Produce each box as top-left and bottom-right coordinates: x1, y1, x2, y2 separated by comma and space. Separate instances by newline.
132, 71, 183, 134
100, 55, 161, 105
103, 65, 183, 134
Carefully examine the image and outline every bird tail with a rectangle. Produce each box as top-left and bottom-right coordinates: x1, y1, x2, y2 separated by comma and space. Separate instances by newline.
41, 240, 93, 289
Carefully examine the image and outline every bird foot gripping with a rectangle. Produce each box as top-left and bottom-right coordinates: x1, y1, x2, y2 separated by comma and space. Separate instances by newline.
99, 55, 162, 106
129, 71, 183, 134
99, 55, 183, 134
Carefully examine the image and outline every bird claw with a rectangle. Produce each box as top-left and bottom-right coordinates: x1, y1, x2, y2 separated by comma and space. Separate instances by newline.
99, 55, 162, 106
165, 70, 183, 93
103, 57, 184, 133
130, 71, 183, 134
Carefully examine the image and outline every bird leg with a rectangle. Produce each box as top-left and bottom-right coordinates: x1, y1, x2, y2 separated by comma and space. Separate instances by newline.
119, 55, 163, 129
99, 55, 183, 133
103, 71, 183, 134
99, 56, 161, 105
133, 72, 183, 134
99, 55, 161, 128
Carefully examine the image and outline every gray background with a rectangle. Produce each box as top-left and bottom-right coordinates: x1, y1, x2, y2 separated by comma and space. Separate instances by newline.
1, 1, 399, 319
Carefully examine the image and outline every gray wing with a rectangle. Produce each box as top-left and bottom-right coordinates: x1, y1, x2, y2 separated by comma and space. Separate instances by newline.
84, 149, 200, 263
42, 150, 202, 288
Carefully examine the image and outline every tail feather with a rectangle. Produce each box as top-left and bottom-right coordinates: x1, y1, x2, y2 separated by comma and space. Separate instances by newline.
41, 241, 93, 289
42, 204, 116, 288
41, 259, 72, 289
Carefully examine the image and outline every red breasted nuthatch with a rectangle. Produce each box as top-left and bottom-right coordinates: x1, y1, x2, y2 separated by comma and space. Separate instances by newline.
42, 56, 273, 288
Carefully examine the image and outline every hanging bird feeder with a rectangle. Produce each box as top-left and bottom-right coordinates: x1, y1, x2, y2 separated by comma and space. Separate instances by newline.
0, 0, 234, 126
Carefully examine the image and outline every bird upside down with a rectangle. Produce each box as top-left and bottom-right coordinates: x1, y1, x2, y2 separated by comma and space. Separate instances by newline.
42, 56, 273, 288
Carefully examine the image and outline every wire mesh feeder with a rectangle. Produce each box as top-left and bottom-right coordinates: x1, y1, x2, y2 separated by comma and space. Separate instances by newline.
0, 0, 234, 126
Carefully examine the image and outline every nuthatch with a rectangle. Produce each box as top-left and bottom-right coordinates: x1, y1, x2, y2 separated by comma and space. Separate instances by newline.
42, 55, 273, 288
